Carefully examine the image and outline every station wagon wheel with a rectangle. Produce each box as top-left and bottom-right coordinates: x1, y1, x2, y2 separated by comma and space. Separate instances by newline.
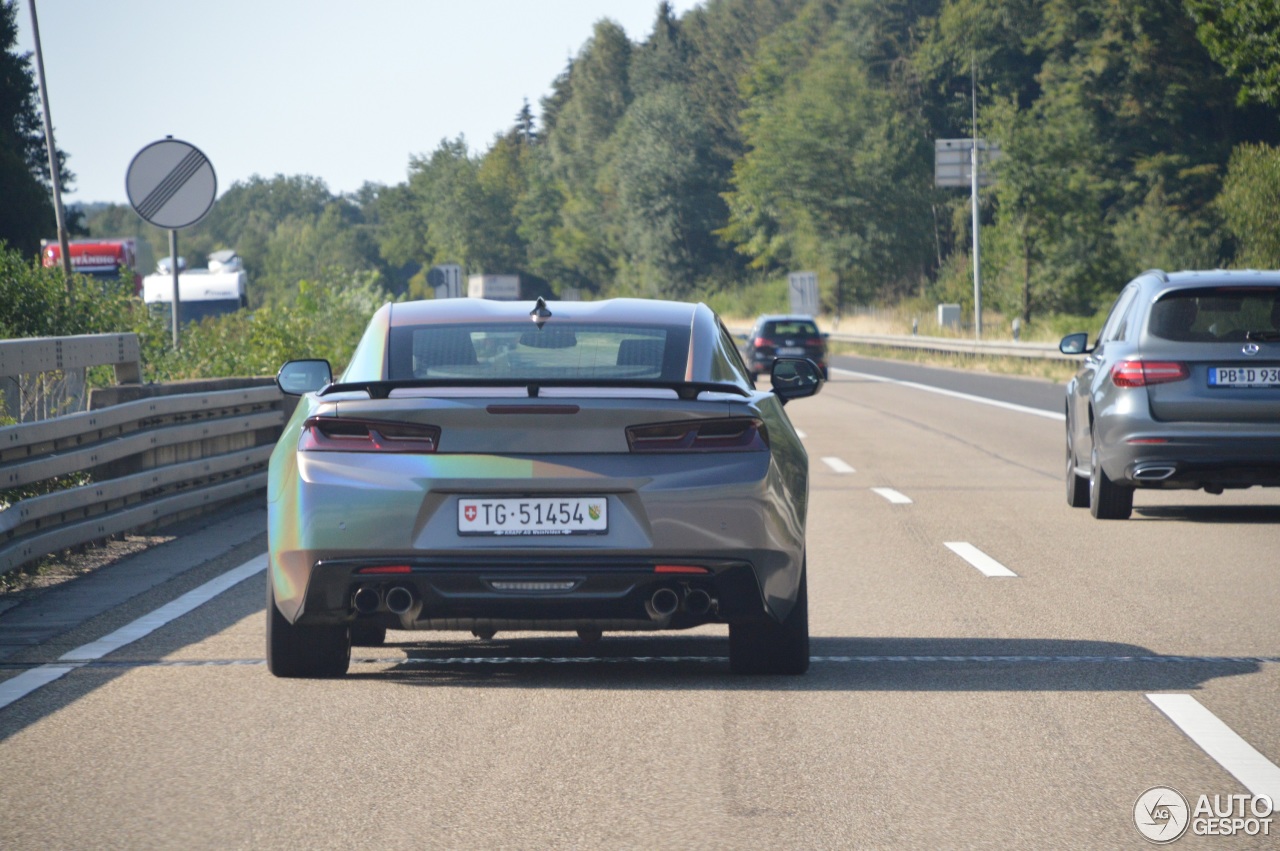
266, 585, 351, 678
1065, 419, 1089, 508
1088, 427, 1134, 520
729, 562, 809, 675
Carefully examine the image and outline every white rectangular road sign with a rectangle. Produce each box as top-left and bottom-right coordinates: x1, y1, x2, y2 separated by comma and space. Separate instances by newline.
788, 271, 819, 315
935, 139, 1001, 188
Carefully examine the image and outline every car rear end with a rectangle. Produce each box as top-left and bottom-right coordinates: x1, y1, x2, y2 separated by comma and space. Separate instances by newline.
268, 302, 809, 641
748, 317, 827, 378
1100, 278, 1280, 491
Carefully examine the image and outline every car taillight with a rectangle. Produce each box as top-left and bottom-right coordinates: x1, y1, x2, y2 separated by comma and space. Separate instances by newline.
753, 337, 768, 348
357, 565, 412, 574
299, 417, 440, 452
626, 418, 769, 452
1110, 360, 1189, 388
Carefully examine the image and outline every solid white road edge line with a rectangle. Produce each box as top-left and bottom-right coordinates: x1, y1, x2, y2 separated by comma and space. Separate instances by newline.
1147, 693, 1280, 806
944, 542, 1018, 577
822, 456, 856, 474
0, 554, 267, 711
61, 554, 267, 661
872, 487, 913, 504
832, 367, 1065, 421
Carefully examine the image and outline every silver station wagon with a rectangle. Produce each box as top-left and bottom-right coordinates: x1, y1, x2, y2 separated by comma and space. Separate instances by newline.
1060, 269, 1280, 519
267, 297, 823, 676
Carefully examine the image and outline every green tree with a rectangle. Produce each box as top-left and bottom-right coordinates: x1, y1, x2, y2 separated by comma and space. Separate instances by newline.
1216, 142, 1280, 268
0, 0, 73, 258
724, 3, 936, 311
610, 86, 724, 297
1187, 0, 1280, 107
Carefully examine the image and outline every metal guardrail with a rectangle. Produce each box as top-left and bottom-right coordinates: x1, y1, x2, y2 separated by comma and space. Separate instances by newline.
0, 333, 142, 423
0, 334, 285, 575
826, 331, 1072, 361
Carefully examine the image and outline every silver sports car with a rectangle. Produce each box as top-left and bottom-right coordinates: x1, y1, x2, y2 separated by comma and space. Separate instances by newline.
267, 297, 823, 677
1060, 269, 1280, 519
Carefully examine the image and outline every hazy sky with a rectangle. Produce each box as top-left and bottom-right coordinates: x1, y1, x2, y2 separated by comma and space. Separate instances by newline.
16, 1, 702, 206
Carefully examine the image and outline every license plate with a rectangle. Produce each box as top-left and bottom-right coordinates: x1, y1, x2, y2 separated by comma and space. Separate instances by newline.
458, 497, 607, 536
776, 346, 805, 356
1208, 366, 1280, 387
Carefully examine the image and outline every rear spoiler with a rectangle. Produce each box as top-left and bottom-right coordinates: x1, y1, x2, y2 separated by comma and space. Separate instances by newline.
318, 378, 751, 401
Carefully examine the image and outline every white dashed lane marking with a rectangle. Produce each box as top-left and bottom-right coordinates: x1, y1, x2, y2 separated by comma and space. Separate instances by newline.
821, 457, 856, 474
1148, 694, 1280, 806
945, 542, 1018, 577
871, 487, 912, 504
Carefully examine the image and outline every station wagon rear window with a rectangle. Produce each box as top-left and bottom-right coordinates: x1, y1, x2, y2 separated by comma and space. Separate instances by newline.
387, 323, 690, 382
1147, 287, 1280, 342
764, 320, 820, 337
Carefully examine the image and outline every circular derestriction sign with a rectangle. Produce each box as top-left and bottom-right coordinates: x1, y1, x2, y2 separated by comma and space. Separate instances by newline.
126, 139, 217, 229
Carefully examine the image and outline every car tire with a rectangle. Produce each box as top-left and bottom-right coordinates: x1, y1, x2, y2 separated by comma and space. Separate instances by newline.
1089, 432, 1134, 520
1065, 423, 1089, 508
266, 585, 350, 678
729, 563, 809, 675
350, 622, 387, 647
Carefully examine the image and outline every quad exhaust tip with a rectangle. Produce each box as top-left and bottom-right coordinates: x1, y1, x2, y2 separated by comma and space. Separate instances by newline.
385, 585, 415, 615
352, 586, 381, 615
685, 588, 713, 616
649, 588, 680, 618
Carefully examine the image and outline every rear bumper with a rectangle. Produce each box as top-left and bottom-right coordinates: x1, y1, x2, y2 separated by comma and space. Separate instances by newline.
286, 556, 775, 631
1097, 417, 1280, 489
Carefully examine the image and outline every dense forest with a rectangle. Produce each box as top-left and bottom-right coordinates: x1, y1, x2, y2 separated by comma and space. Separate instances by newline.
8, 0, 1280, 329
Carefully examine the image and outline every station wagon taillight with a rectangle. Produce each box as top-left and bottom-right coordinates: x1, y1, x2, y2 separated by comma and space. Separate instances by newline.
1111, 360, 1189, 388
299, 417, 440, 452
626, 418, 769, 452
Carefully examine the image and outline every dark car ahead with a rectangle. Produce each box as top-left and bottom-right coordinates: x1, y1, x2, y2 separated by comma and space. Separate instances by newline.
1060, 269, 1280, 519
745, 315, 828, 380
267, 297, 824, 677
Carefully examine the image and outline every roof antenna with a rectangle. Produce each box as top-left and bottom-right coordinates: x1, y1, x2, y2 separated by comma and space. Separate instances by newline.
530, 296, 552, 328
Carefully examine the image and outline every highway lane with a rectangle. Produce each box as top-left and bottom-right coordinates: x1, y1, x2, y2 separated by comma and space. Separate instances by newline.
0, 361, 1276, 849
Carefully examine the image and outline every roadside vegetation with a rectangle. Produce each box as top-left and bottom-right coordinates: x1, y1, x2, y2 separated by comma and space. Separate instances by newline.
2, 0, 1279, 380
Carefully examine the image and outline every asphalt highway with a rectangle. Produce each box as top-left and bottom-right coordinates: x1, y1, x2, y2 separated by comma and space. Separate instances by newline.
0, 356, 1276, 849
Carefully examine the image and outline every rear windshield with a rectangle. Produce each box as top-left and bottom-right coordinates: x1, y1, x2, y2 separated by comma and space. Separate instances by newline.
1147, 287, 1280, 342
387, 323, 690, 382
763, 320, 819, 337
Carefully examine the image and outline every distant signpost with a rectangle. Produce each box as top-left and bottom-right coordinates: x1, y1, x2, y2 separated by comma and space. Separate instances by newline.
788, 271, 819, 316
126, 138, 217, 348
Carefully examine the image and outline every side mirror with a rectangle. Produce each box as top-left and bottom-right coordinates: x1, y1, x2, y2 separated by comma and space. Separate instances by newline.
770, 357, 823, 403
1058, 333, 1092, 355
277, 359, 332, 396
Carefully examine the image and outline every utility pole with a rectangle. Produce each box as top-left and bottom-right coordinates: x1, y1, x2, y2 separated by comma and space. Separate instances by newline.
970, 55, 982, 340
26, 0, 72, 294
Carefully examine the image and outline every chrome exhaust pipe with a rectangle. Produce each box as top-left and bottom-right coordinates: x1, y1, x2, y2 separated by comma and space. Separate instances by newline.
649, 587, 680, 618
1134, 465, 1177, 481
352, 586, 381, 615
684, 588, 713, 616
385, 585, 415, 616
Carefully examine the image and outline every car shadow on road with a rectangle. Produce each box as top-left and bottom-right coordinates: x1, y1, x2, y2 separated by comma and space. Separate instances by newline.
1133, 504, 1280, 523
351, 634, 1267, 692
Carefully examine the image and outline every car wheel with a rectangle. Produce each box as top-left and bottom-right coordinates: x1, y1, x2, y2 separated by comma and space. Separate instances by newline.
1065, 422, 1089, 508
350, 622, 387, 647
266, 585, 350, 678
1088, 431, 1134, 520
729, 563, 809, 675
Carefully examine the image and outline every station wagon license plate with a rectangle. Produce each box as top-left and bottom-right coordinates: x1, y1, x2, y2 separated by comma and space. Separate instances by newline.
776, 346, 805, 356
458, 497, 608, 536
1208, 366, 1280, 387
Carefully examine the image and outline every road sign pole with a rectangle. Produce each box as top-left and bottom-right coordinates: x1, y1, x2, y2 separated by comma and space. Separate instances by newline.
169, 229, 181, 349
971, 144, 982, 340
